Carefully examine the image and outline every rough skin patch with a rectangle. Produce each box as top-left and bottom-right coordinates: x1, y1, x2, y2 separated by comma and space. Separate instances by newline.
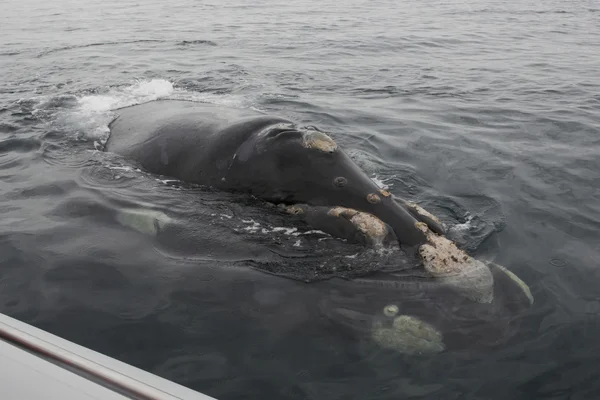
328, 206, 390, 246
407, 201, 445, 228
379, 189, 392, 197
416, 222, 494, 303
367, 193, 381, 204
333, 176, 347, 187
327, 206, 357, 218
372, 315, 445, 355
302, 131, 337, 153
350, 212, 389, 244
284, 205, 305, 215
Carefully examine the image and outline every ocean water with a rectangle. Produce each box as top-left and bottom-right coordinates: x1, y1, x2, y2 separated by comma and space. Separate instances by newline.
1, 0, 600, 398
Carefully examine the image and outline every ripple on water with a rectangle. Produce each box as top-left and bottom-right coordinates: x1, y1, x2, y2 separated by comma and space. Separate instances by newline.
5, 179, 80, 200
78, 162, 143, 189
176, 40, 218, 47
0, 137, 41, 154
0, 138, 42, 180
0, 123, 20, 133
0, 233, 53, 318
43, 258, 172, 320
40, 145, 100, 169
35, 39, 169, 58
48, 195, 116, 222
153, 352, 229, 385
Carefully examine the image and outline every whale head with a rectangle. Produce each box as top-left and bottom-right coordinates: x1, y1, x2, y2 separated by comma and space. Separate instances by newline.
318, 260, 533, 355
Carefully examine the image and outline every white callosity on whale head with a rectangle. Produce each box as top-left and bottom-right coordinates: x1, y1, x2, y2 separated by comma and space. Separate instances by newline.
328, 206, 391, 246
302, 130, 338, 153
415, 222, 494, 304
405, 201, 447, 231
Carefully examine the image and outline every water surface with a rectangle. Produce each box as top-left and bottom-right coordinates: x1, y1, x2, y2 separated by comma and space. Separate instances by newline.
1, 0, 600, 398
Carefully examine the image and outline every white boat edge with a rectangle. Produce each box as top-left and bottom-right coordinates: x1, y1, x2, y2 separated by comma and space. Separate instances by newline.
0, 312, 217, 400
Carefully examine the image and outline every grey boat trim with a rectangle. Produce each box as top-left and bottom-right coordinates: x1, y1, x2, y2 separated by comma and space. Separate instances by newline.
0, 312, 216, 400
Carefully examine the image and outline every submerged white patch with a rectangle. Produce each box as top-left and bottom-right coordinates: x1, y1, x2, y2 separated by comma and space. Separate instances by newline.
492, 262, 534, 305
383, 304, 399, 317
372, 315, 445, 355
115, 207, 173, 236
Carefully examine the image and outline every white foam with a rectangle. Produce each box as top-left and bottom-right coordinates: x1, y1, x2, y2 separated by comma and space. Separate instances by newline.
240, 219, 328, 238
271, 226, 299, 235
371, 174, 394, 189
108, 165, 137, 172
52, 78, 263, 144
157, 178, 181, 185
128, 79, 174, 99
78, 95, 122, 114
242, 219, 262, 233
47, 79, 174, 142
78, 79, 175, 115
448, 214, 475, 234
183, 92, 257, 110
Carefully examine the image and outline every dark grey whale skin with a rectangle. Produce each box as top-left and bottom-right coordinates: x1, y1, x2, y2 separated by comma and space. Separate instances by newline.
105, 99, 439, 249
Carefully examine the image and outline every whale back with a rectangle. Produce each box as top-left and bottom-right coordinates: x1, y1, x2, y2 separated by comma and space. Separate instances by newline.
106, 100, 290, 185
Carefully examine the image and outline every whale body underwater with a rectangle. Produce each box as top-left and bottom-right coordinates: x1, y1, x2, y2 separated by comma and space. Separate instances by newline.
105, 99, 533, 354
